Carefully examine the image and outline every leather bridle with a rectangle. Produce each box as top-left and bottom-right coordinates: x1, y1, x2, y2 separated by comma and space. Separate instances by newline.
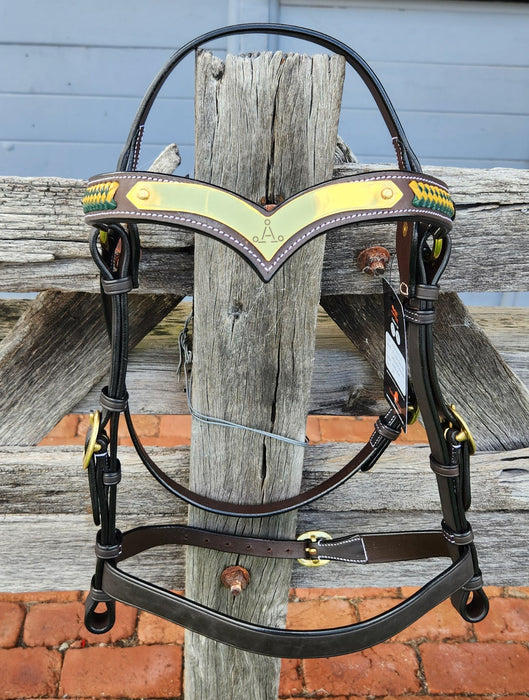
81, 23, 488, 658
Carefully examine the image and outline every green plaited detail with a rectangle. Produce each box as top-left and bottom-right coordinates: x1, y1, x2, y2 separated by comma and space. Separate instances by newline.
83, 181, 119, 214
410, 180, 455, 218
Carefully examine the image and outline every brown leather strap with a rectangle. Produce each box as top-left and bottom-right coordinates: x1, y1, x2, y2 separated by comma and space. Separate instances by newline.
84, 170, 454, 281
109, 523, 449, 565
124, 406, 401, 517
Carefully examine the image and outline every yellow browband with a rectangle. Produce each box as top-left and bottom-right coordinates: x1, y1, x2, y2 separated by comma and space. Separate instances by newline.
126, 178, 404, 261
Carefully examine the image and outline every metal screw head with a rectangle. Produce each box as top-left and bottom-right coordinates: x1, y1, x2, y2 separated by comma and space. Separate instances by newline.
220, 565, 250, 596
357, 246, 391, 276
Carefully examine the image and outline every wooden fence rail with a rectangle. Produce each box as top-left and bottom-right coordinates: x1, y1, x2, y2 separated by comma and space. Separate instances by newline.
1, 167, 529, 588
1, 47, 528, 700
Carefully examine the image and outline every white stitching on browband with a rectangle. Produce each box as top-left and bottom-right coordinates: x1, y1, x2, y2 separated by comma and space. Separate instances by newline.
87, 171, 451, 191
87, 204, 452, 274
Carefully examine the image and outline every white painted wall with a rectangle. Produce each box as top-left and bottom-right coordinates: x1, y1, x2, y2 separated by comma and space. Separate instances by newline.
1, 0, 528, 178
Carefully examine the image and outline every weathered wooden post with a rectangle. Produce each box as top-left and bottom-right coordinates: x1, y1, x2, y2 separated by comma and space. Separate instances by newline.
184, 49, 344, 698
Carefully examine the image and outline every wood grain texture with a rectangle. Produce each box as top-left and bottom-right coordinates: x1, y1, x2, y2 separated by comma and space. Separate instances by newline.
3, 298, 529, 449
1, 165, 529, 294
0, 147, 184, 446
321, 293, 529, 451
1, 444, 527, 591
184, 50, 344, 699
0, 291, 181, 445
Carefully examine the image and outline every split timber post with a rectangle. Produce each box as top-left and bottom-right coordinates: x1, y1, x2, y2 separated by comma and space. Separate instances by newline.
184, 50, 345, 699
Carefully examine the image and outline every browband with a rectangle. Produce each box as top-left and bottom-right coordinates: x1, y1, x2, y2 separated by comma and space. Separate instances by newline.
81, 22, 488, 657
84, 170, 454, 281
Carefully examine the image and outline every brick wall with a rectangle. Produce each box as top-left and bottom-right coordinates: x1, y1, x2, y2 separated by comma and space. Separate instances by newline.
0, 415, 525, 699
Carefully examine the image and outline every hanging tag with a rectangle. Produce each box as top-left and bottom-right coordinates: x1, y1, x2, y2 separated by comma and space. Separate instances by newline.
383, 278, 409, 430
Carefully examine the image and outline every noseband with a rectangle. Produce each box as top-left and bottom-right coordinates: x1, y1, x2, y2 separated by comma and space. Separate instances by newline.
81, 23, 488, 658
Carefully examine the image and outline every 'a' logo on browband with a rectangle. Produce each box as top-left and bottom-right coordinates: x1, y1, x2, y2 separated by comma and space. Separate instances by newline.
124, 178, 404, 262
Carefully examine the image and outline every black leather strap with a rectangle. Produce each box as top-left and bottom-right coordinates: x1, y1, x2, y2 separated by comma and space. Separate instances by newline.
118, 23, 420, 173
98, 531, 475, 658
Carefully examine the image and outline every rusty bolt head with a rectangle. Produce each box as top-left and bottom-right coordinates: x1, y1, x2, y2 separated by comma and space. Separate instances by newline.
220, 565, 250, 596
357, 246, 391, 276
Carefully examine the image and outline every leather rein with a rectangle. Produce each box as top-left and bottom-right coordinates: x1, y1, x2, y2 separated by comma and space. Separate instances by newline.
81, 23, 488, 658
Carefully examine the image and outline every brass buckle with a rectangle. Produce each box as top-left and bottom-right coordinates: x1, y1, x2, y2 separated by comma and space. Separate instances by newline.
83, 410, 102, 469
296, 530, 332, 567
446, 404, 476, 455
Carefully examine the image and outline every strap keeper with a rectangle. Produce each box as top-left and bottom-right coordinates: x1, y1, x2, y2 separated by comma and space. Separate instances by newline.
463, 573, 484, 592
374, 418, 401, 441
95, 530, 123, 559
414, 284, 440, 301
442, 521, 474, 546
103, 466, 121, 486
100, 387, 128, 413
404, 307, 436, 325
86, 582, 113, 603
101, 277, 133, 295
430, 455, 459, 477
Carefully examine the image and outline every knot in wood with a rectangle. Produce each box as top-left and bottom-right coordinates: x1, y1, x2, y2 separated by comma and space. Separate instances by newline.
357, 246, 390, 276
220, 565, 250, 596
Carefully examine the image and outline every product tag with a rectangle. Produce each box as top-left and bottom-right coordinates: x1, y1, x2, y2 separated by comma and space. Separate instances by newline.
383, 278, 408, 430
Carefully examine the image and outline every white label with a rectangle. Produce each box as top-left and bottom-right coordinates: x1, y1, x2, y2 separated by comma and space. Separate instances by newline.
385, 331, 407, 396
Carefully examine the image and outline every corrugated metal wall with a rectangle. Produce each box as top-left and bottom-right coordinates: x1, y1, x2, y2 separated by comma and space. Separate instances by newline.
1, 0, 528, 178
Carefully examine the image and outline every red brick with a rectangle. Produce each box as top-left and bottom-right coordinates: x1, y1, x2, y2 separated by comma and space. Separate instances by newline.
60, 645, 182, 699
23, 600, 136, 647
80, 600, 137, 644
421, 641, 529, 694
484, 585, 506, 597
505, 585, 529, 598
305, 415, 322, 444
474, 596, 529, 641
159, 414, 191, 444
0, 647, 61, 700
319, 415, 376, 443
279, 657, 304, 697
118, 414, 160, 443
358, 597, 472, 641
396, 421, 428, 444
76, 413, 92, 436
42, 414, 80, 439
290, 586, 400, 601
137, 610, 185, 644
287, 599, 357, 630
24, 601, 84, 647
304, 643, 421, 696
0, 590, 80, 603
37, 434, 85, 446
0, 602, 25, 648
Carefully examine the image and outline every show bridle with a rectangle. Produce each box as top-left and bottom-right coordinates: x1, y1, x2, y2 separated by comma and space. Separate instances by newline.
81, 23, 488, 658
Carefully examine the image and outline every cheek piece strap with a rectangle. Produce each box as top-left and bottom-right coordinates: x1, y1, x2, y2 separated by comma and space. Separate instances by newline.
81, 23, 488, 657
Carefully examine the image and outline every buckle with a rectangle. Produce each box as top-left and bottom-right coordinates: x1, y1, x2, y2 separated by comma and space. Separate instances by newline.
296, 531, 332, 567
83, 410, 102, 469
446, 404, 476, 455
